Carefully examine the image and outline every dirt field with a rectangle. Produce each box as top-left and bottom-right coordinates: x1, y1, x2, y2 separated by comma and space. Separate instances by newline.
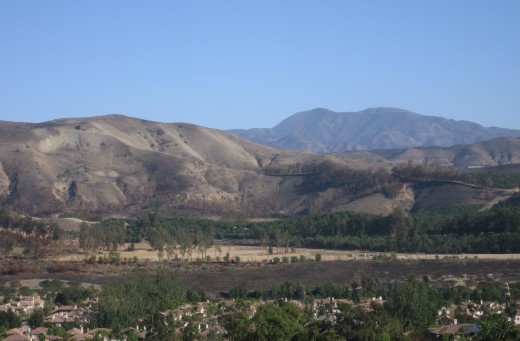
52, 242, 520, 262
3, 240, 520, 297
2, 259, 520, 298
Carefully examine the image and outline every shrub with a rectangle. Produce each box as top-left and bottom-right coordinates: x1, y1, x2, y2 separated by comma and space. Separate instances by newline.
381, 183, 398, 198
315, 253, 322, 262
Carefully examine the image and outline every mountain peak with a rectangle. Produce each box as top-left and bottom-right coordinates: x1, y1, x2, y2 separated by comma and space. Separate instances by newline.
230, 108, 520, 152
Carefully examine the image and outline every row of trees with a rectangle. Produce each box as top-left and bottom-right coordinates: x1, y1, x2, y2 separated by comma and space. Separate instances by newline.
0, 208, 62, 239
79, 220, 126, 251
80, 198, 520, 256
244, 203, 520, 253
393, 163, 520, 189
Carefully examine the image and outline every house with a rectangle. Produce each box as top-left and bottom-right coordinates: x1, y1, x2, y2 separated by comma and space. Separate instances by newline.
30, 327, 48, 340
1, 334, 28, 341
0, 295, 45, 315
45, 305, 92, 326
82, 298, 99, 308
1, 325, 58, 341
428, 324, 481, 339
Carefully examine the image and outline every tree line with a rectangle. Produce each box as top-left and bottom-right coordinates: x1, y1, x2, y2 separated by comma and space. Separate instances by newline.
78, 199, 520, 256
393, 163, 520, 189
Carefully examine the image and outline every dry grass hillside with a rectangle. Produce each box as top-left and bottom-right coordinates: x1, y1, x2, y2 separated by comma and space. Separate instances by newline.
365, 137, 520, 167
0, 115, 382, 216
1, 115, 519, 218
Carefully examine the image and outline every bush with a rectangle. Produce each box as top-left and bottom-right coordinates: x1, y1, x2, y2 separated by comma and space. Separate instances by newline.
290, 256, 299, 263
315, 253, 322, 262
282, 256, 289, 263
87, 255, 97, 264
273, 257, 280, 264
381, 183, 398, 198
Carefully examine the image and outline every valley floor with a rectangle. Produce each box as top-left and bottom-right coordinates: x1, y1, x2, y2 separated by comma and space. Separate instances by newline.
2, 257, 520, 297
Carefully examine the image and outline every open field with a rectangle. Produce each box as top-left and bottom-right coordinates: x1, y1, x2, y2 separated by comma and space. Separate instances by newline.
3, 241, 520, 297
51, 242, 520, 262
2, 258, 520, 297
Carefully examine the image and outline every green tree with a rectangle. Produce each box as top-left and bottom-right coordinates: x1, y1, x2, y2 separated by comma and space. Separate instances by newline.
144, 312, 174, 341
0, 235, 15, 258
223, 311, 251, 341
28, 308, 45, 328
0, 310, 22, 329
250, 303, 306, 340
478, 314, 518, 341
92, 270, 186, 329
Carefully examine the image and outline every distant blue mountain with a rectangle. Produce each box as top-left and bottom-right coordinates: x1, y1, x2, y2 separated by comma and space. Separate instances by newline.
229, 107, 520, 152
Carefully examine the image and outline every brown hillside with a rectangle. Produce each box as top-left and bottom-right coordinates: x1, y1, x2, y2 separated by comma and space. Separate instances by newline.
1, 116, 519, 218
0, 115, 367, 216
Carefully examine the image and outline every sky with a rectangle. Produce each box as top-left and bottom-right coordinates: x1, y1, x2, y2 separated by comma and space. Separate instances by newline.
1, 1, 519, 130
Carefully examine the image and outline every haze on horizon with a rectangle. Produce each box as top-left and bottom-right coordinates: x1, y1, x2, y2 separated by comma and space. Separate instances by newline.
1, 1, 519, 130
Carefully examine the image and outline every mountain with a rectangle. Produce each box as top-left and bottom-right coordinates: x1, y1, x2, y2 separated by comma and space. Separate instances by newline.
0, 115, 365, 216
0, 114, 519, 218
229, 107, 520, 152
359, 136, 520, 168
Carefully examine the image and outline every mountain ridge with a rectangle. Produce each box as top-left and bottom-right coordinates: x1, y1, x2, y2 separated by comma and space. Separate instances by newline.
1, 113, 519, 218
229, 107, 520, 152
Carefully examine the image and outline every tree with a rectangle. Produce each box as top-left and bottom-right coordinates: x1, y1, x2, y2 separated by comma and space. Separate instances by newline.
0, 235, 15, 258
28, 308, 45, 328
223, 311, 251, 341
92, 270, 186, 330
250, 303, 306, 340
229, 283, 248, 300
0, 310, 22, 329
181, 321, 199, 341
177, 229, 192, 262
165, 242, 175, 262
144, 311, 174, 341
478, 315, 518, 341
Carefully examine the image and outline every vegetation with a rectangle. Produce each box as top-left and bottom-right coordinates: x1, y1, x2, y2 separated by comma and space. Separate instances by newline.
70, 197, 520, 257
1, 272, 519, 340
91, 270, 190, 330
394, 163, 520, 189
223, 276, 520, 340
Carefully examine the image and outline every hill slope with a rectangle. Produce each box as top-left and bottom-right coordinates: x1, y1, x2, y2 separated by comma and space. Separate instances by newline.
0, 115, 367, 216
1, 114, 519, 218
361, 136, 520, 168
229, 107, 520, 152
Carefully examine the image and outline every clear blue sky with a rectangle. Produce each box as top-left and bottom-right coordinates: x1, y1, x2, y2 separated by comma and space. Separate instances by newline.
1, 1, 519, 129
